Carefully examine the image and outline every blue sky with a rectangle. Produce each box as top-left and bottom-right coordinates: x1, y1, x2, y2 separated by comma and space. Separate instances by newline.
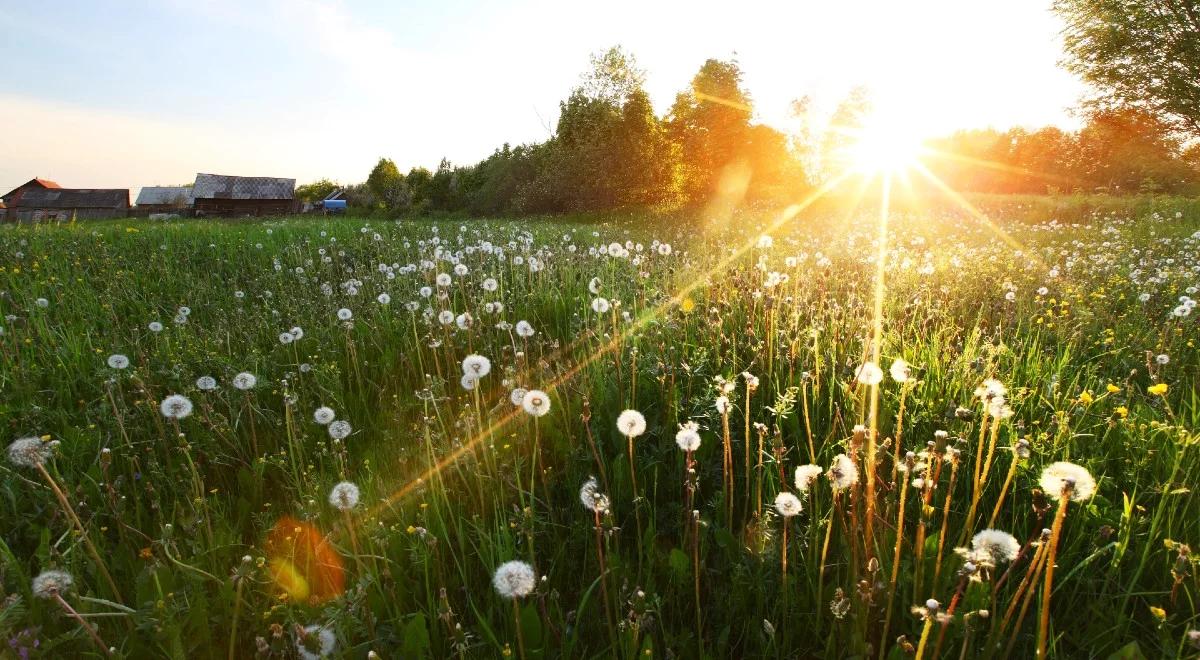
0, 0, 1085, 195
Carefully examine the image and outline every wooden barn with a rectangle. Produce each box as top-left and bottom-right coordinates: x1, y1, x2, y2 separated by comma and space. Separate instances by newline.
191, 173, 297, 217
135, 186, 193, 213
6, 187, 130, 221
2, 178, 62, 208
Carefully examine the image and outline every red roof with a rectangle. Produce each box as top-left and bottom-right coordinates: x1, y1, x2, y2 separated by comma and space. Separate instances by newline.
33, 178, 61, 189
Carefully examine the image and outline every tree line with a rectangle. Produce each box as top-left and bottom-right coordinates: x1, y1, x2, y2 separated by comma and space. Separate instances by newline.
297, 37, 1200, 215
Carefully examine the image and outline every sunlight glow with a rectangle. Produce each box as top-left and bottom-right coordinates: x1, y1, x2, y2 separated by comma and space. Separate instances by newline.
849, 117, 925, 174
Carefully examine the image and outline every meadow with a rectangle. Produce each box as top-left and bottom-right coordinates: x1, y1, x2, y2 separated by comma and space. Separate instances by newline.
0, 202, 1197, 659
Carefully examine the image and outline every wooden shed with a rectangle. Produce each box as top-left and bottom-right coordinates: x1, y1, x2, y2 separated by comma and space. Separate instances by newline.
135, 186, 193, 213
191, 173, 297, 217
7, 188, 130, 221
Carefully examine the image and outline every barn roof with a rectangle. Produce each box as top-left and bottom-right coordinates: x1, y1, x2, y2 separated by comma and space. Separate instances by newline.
192, 173, 295, 200
136, 186, 193, 206
2, 178, 62, 201
16, 188, 130, 209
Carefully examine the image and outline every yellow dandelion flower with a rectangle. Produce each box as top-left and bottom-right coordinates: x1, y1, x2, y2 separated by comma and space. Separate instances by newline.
1148, 383, 1168, 396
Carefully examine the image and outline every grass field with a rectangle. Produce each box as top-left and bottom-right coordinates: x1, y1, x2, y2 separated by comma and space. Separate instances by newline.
0, 203, 1197, 658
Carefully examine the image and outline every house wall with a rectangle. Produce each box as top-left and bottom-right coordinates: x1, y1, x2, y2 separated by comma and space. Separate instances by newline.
194, 198, 296, 216
9, 208, 129, 222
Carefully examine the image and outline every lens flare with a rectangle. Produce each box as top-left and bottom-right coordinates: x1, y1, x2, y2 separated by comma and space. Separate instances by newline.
264, 517, 345, 604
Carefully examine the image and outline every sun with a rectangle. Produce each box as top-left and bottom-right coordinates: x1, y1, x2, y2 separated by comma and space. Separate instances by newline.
847, 113, 926, 174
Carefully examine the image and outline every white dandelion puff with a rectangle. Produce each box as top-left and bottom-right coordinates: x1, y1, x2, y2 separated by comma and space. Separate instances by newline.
675, 421, 701, 451
827, 454, 860, 490
107, 354, 130, 370
1039, 461, 1096, 501
774, 492, 803, 517
159, 394, 193, 419
616, 409, 647, 438
328, 420, 352, 441
795, 464, 823, 492
329, 481, 360, 511
31, 570, 74, 599
521, 389, 551, 417
856, 361, 884, 385
313, 407, 336, 425
492, 560, 536, 599
7, 436, 57, 468
232, 372, 257, 390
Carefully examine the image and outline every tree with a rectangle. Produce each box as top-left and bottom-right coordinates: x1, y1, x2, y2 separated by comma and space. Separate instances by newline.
820, 86, 871, 180
366, 157, 410, 213
295, 179, 340, 203
667, 58, 755, 200
1055, 0, 1200, 137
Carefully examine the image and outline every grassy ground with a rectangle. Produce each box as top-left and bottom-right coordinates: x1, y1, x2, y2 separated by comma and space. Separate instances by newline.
0, 203, 1197, 658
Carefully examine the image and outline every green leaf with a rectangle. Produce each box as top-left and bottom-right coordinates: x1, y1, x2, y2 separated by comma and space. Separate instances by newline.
402, 613, 431, 658
669, 547, 690, 577
1105, 640, 1145, 660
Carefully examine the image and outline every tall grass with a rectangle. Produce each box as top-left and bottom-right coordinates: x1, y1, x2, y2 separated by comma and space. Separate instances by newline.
0, 204, 1196, 658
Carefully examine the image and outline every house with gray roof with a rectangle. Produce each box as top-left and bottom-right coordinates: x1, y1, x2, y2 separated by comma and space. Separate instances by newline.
6, 187, 130, 221
135, 186, 193, 213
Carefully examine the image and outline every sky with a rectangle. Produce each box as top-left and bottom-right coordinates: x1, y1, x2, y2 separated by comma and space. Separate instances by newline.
0, 0, 1086, 196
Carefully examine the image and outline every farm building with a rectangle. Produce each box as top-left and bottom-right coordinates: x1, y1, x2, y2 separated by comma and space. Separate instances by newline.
5, 188, 130, 221
135, 186, 193, 213
191, 173, 297, 216
2, 177, 62, 208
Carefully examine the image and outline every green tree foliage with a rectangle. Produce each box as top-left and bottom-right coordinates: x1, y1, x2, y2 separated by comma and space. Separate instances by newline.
1054, 0, 1200, 137
294, 179, 340, 203
366, 157, 411, 213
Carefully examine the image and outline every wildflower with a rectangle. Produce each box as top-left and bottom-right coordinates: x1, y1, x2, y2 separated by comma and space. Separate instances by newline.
328, 420, 352, 441
328, 481, 360, 511
462, 354, 491, 378
7, 437, 57, 468
889, 358, 911, 383
492, 560, 536, 599
232, 372, 258, 390
1155, 354, 1169, 365
675, 421, 701, 451
295, 624, 336, 660
336, 308, 353, 321
436, 273, 452, 287
976, 378, 1007, 401
313, 407, 336, 425
969, 529, 1020, 565
290, 326, 304, 340
1078, 390, 1094, 405
856, 361, 884, 385
31, 570, 73, 599
715, 395, 731, 415
279, 332, 294, 344
510, 388, 528, 406
107, 354, 130, 370
774, 492, 802, 518
579, 476, 610, 514
196, 376, 218, 391
159, 394, 194, 420
794, 464, 823, 492
515, 320, 535, 338
1039, 461, 1096, 501
591, 297, 610, 314
588, 277, 601, 294
616, 409, 647, 438
742, 371, 760, 390
148, 321, 164, 332
460, 374, 478, 391
827, 454, 859, 490
482, 277, 498, 292
1106, 383, 1120, 393
521, 390, 551, 417
1148, 383, 1168, 396
455, 312, 473, 329
376, 293, 391, 305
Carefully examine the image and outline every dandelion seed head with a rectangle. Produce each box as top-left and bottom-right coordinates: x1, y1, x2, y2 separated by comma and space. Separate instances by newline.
296, 624, 336, 660
616, 409, 646, 438
1039, 461, 1096, 501
328, 420, 352, 440
107, 354, 130, 369
827, 454, 859, 490
232, 372, 258, 390
461, 354, 491, 378
329, 481, 360, 511
889, 358, 911, 383
492, 560, 536, 599
795, 464, 823, 492
774, 492, 802, 517
579, 476, 609, 513
675, 421, 701, 452
969, 528, 1021, 565
521, 389, 551, 417
160, 394, 193, 419
31, 570, 73, 599
313, 407, 336, 425
856, 361, 883, 385
196, 376, 218, 391
7, 436, 56, 468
